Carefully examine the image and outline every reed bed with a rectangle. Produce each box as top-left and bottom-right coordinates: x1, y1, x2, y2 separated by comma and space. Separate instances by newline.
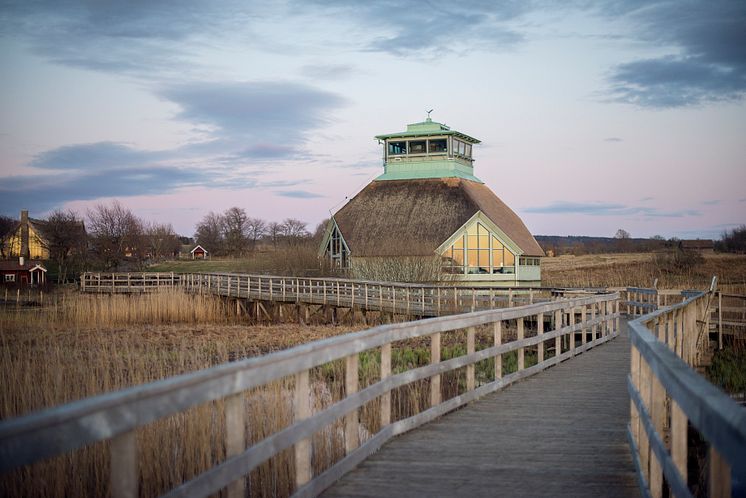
1, 290, 534, 497
542, 252, 746, 293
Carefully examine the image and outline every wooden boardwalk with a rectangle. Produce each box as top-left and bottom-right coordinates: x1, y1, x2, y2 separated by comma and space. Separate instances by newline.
324, 322, 639, 498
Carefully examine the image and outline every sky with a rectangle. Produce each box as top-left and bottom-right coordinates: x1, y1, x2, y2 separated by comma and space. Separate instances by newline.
1, 0, 745, 240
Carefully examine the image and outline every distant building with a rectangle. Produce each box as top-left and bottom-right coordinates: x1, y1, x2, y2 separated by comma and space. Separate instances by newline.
0, 259, 47, 287
1, 210, 50, 260
320, 118, 544, 285
679, 239, 714, 254
190, 245, 209, 260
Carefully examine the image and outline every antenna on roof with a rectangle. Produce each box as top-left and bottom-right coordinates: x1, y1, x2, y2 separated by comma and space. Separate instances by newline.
426, 109, 434, 121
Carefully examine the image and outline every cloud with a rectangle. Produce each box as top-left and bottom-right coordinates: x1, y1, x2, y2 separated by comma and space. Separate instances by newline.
603, 137, 623, 142
639, 197, 654, 202
275, 190, 324, 199
602, 0, 746, 107
302, 0, 528, 57
524, 201, 701, 218
159, 81, 347, 144
2, 1, 261, 76
301, 64, 356, 80
702, 199, 720, 206
0, 166, 202, 213
30, 142, 166, 170
233, 144, 302, 160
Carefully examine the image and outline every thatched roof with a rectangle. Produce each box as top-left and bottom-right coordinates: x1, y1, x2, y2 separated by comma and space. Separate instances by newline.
333, 178, 544, 257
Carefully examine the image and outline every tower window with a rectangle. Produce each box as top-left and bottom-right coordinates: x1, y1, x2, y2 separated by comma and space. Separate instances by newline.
428, 139, 447, 153
388, 141, 407, 155
409, 141, 426, 154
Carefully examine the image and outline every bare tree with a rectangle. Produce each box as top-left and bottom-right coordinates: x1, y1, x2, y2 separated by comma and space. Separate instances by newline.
87, 201, 143, 270
313, 219, 330, 242
144, 222, 180, 261
267, 221, 283, 249
195, 211, 224, 255
46, 209, 87, 283
245, 217, 267, 251
222, 207, 250, 256
281, 218, 310, 245
614, 229, 630, 239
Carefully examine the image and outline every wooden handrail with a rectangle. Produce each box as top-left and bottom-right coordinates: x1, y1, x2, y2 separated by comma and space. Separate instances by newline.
0, 292, 620, 498
627, 289, 746, 498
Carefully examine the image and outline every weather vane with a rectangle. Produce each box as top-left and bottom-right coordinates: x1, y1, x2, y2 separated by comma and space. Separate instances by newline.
426, 109, 434, 119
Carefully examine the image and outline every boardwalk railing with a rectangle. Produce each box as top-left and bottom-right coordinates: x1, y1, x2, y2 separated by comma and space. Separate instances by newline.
715, 292, 746, 349
627, 285, 746, 498
81, 272, 179, 293
0, 293, 620, 497
81, 272, 558, 316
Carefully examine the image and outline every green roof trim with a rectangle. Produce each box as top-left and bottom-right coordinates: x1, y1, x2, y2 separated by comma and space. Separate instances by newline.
376, 169, 483, 183
375, 118, 480, 144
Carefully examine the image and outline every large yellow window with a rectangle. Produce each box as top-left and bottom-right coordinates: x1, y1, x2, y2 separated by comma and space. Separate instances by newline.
441, 222, 516, 275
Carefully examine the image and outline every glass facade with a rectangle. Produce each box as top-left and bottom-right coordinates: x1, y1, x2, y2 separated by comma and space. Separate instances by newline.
388, 141, 407, 155
384, 137, 471, 159
442, 222, 516, 275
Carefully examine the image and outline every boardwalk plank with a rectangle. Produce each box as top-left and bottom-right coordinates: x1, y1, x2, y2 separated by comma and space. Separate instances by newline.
323, 323, 639, 498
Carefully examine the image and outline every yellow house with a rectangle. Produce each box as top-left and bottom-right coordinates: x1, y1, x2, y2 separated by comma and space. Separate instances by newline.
2, 210, 50, 260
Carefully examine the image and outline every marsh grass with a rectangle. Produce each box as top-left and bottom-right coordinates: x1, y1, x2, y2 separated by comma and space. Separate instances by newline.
2, 293, 545, 497
542, 252, 746, 293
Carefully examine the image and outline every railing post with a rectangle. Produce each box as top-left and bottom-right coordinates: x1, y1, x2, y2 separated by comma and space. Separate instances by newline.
537, 313, 544, 363
630, 341, 641, 465
430, 332, 441, 406
494, 321, 502, 380
380, 343, 391, 427
639, 356, 651, 486
345, 354, 359, 453
467, 327, 475, 391
650, 319, 665, 498
615, 299, 620, 334
294, 370, 311, 487
718, 291, 723, 350
225, 393, 246, 498
554, 309, 562, 356
569, 306, 576, 355
591, 302, 598, 340
111, 431, 137, 498
581, 305, 587, 346
517, 317, 525, 370
709, 446, 731, 498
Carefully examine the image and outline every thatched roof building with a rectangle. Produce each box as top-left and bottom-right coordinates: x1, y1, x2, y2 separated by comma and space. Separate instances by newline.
321, 118, 544, 285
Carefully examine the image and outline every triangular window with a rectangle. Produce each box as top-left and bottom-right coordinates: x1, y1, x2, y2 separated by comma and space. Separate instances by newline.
325, 222, 350, 269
